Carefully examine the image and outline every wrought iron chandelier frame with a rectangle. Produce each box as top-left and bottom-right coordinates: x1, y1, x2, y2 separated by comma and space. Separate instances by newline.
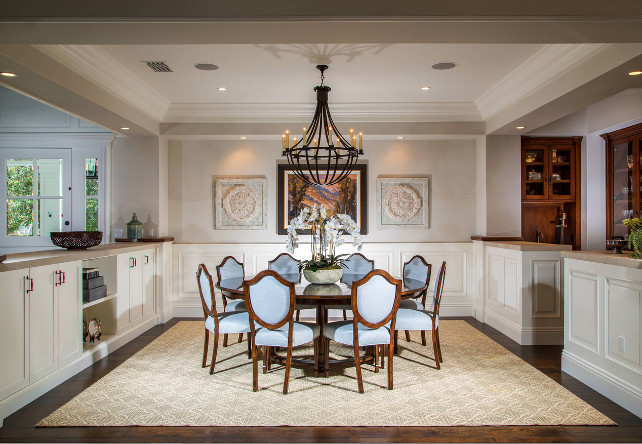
282, 65, 363, 186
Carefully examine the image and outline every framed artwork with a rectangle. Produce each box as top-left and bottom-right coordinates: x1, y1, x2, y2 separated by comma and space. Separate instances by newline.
376, 176, 430, 229
277, 164, 367, 235
214, 177, 268, 230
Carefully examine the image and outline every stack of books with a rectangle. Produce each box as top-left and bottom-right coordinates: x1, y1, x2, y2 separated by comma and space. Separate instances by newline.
83, 267, 107, 303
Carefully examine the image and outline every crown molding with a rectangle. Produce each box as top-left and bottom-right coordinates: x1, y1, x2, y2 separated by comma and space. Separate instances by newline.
475, 43, 609, 120
163, 102, 482, 123
34, 44, 170, 121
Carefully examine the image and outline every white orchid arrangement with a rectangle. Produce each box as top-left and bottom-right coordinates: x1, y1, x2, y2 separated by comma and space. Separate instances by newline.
286, 204, 362, 271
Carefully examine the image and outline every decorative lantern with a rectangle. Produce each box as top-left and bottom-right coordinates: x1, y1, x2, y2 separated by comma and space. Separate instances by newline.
126, 213, 143, 240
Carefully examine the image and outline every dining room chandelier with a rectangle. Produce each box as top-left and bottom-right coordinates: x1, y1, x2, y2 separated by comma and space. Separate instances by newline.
282, 65, 363, 186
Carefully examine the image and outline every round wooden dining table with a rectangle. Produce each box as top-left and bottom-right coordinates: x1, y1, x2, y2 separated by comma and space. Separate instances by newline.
216, 273, 428, 376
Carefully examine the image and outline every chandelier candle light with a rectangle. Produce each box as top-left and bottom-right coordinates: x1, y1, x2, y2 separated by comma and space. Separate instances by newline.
282, 65, 363, 186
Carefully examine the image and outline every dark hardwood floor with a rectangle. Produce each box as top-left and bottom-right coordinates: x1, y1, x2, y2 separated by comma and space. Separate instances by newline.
1, 317, 640, 443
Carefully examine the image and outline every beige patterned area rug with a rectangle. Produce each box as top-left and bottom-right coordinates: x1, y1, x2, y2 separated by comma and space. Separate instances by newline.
38, 320, 614, 427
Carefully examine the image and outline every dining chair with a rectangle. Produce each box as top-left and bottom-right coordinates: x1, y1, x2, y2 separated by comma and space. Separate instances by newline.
399, 255, 432, 344
268, 253, 314, 321
336, 252, 375, 320
243, 269, 320, 394
216, 256, 247, 346
393, 261, 446, 369
323, 269, 401, 393
196, 264, 252, 375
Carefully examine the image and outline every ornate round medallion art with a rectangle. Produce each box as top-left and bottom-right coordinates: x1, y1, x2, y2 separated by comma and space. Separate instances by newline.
222, 185, 259, 222
384, 185, 421, 222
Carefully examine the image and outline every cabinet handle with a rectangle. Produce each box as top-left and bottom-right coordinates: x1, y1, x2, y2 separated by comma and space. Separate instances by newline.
25, 276, 33, 293
130, 257, 134, 268
134, 258, 137, 267
145, 255, 149, 264
61, 271, 66, 284
54, 270, 60, 286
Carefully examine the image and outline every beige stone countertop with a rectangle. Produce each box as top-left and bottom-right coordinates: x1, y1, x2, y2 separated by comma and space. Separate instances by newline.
0, 242, 167, 272
562, 250, 642, 269
482, 241, 573, 251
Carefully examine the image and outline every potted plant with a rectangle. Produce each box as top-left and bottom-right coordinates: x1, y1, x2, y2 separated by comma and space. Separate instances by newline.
286, 204, 362, 284
623, 217, 642, 258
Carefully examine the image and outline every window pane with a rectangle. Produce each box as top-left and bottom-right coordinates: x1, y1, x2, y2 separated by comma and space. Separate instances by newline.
38, 198, 63, 236
6, 159, 33, 196
85, 158, 98, 196
7, 199, 33, 236
86, 198, 98, 231
37, 158, 63, 197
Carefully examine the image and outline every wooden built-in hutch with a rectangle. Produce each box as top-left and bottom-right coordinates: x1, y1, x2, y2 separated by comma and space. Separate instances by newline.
521, 136, 582, 249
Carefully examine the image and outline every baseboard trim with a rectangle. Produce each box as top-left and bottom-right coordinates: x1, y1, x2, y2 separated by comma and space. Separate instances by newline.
0, 318, 158, 425
562, 350, 642, 419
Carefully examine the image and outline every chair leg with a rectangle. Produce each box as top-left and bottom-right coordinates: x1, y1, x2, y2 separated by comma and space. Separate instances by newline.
380, 345, 385, 369
393, 330, 399, 354
209, 331, 219, 374
436, 327, 443, 363
283, 344, 293, 394
238, 333, 243, 343
202, 329, 209, 368
262, 346, 268, 374
252, 341, 259, 392
324, 337, 330, 378
432, 329, 440, 370
343, 310, 347, 320
405, 330, 411, 342
387, 343, 394, 390
374, 345, 379, 373
421, 330, 427, 346
223, 333, 228, 347
313, 337, 319, 375
354, 343, 364, 393
247, 333, 252, 358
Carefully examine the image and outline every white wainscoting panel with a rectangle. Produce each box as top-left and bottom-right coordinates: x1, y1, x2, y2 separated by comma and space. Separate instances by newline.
504, 258, 520, 311
568, 270, 599, 353
604, 277, 641, 373
531, 260, 561, 318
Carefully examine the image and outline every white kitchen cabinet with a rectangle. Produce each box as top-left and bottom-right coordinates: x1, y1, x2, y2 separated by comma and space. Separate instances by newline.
57, 261, 82, 367
116, 249, 155, 333
28, 264, 58, 383
142, 249, 155, 320
0, 269, 29, 399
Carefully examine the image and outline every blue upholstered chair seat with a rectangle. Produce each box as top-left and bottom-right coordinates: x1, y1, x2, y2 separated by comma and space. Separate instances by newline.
225, 299, 247, 312
398, 299, 424, 310
254, 322, 320, 347
205, 311, 252, 335
394, 308, 438, 331
323, 320, 392, 346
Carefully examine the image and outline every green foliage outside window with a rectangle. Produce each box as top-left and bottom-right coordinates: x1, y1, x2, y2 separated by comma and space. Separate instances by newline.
7, 161, 34, 236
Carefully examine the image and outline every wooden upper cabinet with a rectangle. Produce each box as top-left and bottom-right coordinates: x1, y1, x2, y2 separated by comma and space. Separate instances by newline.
522, 137, 581, 201
603, 122, 642, 240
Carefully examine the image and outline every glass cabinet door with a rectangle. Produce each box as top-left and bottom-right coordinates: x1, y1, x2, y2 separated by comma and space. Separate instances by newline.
612, 141, 634, 238
523, 147, 547, 199
549, 145, 575, 200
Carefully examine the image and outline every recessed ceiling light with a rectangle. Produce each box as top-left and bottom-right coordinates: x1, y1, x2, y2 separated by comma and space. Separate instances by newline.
218, 87, 227, 91
240, 136, 247, 140
516, 126, 525, 129
431, 62, 457, 70
120, 127, 130, 130
0, 72, 17, 77
629, 71, 642, 76
397, 136, 405, 140
420, 86, 430, 91
195, 63, 219, 71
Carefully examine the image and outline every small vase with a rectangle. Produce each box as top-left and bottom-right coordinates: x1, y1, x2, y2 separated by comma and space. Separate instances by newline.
303, 267, 343, 284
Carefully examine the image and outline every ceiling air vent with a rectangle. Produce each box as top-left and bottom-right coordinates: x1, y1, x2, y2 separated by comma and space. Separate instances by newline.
144, 61, 173, 72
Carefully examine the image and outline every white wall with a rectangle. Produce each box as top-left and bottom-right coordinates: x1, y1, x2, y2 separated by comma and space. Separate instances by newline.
167, 138, 478, 245
485, 135, 522, 236
111, 136, 161, 239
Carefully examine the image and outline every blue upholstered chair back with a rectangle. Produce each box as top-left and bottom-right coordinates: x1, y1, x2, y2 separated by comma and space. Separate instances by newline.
268, 254, 301, 281
199, 270, 214, 312
217, 256, 244, 281
403, 256, 430, 283
343, 253, 374, 279
432, 262, 447, 311
246, 273, 293, 326
355, 273, 398, 325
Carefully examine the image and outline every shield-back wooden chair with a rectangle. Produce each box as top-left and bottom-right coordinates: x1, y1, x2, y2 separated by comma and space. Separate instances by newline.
323, 269, 401, 393
399, 255, 431, 344
267, 253, 313, 321
196, 264, 252, 374
216, 256, 247, 346
336, 253, 375, 320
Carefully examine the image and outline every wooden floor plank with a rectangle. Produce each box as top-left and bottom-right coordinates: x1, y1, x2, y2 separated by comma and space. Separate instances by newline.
0, 317, 640, 443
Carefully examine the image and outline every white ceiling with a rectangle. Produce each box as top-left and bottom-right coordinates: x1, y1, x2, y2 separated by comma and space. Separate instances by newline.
0, 2, 640, 136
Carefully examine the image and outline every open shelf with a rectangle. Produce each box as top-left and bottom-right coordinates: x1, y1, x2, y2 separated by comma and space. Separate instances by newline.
82, 334, 116, 352
82, 293, 117, 309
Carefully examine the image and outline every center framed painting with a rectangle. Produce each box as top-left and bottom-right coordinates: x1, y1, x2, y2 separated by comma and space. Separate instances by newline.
277, 164, 368, 235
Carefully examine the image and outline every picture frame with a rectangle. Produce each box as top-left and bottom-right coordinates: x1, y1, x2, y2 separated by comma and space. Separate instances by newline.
376, 176, 430, 229
214, 177, 268, 230
277, 164, 367, 235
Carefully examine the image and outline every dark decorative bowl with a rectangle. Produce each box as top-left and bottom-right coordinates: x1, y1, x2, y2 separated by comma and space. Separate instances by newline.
50, 231, 103, 250
606, 238, 627, 254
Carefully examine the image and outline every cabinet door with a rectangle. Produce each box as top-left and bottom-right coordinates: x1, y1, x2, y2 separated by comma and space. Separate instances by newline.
0, 270, 29, 399
142, 249, 155, 319
549, 144, 575, 200
129, 252, 144, 326
522, 145, 548, 200
116, 254, 131, 333
610, 140, 636, 238
58, 261, 82, 367
28, 264, 58, 383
